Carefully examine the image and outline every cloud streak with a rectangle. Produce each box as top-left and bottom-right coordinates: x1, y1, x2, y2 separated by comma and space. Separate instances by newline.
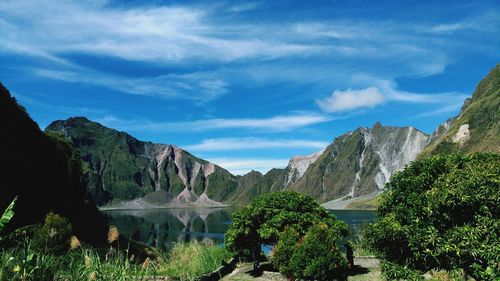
96, 113, 331, 132
185, 137, 328, 151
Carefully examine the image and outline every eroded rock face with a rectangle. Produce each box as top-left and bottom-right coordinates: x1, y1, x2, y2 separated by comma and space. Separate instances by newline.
452, 124, 470, 144
286, 123, 429, 203
46, 117, 235, 207
283, 149, 325, 187
231, 123, 430, 205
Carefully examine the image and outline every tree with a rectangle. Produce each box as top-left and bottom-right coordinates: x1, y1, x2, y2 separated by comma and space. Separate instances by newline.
362, 153, 500, 280
273, 223, 348, 280
225, 192, 348, 262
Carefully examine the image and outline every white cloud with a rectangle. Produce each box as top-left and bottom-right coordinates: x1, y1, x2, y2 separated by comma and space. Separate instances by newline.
316, 87, 385, 112
185, 137, 328, 151
317, 77, 468, 113
207, 157, 289, 175
96, 113, 330, 132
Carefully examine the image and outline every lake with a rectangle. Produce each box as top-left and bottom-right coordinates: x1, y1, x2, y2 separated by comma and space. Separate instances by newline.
103, 208, 376, 249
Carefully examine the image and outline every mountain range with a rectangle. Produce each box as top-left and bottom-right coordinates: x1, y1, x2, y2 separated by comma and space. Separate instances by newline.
39, 64, 500, 208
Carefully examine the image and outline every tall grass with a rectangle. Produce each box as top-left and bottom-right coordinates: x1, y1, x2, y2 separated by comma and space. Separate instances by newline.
0, 240, 232, 281
0, 244, 155, 281
157, 241, 233, 281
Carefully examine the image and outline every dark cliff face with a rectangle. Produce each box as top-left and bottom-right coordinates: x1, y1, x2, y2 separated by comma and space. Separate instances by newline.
0, 84, 106, 243
47, 117, 238, 206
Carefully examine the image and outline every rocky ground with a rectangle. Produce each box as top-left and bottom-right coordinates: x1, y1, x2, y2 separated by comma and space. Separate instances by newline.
221, 258, 381, 281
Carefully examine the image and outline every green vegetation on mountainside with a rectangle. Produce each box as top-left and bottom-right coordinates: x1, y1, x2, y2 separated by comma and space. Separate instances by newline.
47, 117, 238, 206
420, 64, 500, 157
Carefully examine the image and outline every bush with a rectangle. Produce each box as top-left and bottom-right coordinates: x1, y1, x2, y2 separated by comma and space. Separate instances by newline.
361, 153, 500, 280
225, 192, 348, 260
32, 212, 72, 254
273, 223, 348, 280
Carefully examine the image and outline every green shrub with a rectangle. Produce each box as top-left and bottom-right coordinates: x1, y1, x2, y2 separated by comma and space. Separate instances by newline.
32, 212, 72, 254
361, 153, 500, 280
225, 192, 348, 260
273, 223, 348, 281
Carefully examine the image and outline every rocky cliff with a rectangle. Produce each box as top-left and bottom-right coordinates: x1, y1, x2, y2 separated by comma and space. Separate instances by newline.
47, 118, 238, 207
286, 123, 429, 203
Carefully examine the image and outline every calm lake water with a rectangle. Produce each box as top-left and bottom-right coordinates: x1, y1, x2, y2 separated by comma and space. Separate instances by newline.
103, 208, 376, 249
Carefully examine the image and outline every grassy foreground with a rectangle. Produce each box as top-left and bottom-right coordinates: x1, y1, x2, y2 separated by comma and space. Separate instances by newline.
0, 239, 232, 281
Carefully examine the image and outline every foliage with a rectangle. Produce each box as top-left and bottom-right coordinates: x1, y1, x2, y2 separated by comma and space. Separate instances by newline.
273, 223, 348, 280
361, 153, 500, 280
0, 243, 155, 281
156, 241, 232, 280
0, 197, 17, 233
0, 238, 229, 281
32, 213, 72, 254
225, 191, 348, 258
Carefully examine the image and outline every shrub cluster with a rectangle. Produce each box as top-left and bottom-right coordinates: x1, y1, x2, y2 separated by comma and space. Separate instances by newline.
225, 191, 350, 280
273, 223, 348, 280
362, 153, 499, 280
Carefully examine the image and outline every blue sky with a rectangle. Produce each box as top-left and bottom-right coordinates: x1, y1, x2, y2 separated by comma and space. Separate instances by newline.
1, 0, 499, 174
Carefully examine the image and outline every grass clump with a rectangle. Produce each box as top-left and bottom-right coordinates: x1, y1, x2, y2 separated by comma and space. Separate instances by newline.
157, 241, 232, 280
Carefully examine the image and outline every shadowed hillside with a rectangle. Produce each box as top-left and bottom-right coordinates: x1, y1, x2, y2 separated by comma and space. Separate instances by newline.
0, 83, 107, 243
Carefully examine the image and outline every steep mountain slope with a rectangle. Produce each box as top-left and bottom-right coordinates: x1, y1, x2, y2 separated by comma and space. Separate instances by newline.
419, 64, 500, 157
226, 169, 286, 205
46, 118, 238, 207
287, 123, 429, 203
0, 84, 106, 242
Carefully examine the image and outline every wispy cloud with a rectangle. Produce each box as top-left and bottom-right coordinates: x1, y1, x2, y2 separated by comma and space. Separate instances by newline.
185, 137, 328, 151
414, 102, 464, 118
0, 0, 323, 64
96, 113, 331, 132
207, 157, 289, 175
32, 68, 228, 102
227, 2, 261, 13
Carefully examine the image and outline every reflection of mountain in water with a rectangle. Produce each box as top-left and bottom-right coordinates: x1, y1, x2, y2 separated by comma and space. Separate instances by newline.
103, 208, 233, 249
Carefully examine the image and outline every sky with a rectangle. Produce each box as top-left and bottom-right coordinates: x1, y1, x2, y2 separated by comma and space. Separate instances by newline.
1, 0, 499, 175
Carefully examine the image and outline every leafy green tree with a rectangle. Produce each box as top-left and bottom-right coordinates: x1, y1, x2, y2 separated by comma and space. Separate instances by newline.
225, 192, 348, 260
273, 223, 348, 280
362, 153, 499, 280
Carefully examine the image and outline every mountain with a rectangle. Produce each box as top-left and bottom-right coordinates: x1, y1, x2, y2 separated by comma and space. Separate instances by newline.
419, 64, 500, 157
286, 123, 429, 204
43, 64, 500, 209
0, 84, 106, 242
46, 117, 238, 207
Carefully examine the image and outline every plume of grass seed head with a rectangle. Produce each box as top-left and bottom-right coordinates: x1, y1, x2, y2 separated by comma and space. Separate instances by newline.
70, 235, 81, 250
107, 226, 120, 244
